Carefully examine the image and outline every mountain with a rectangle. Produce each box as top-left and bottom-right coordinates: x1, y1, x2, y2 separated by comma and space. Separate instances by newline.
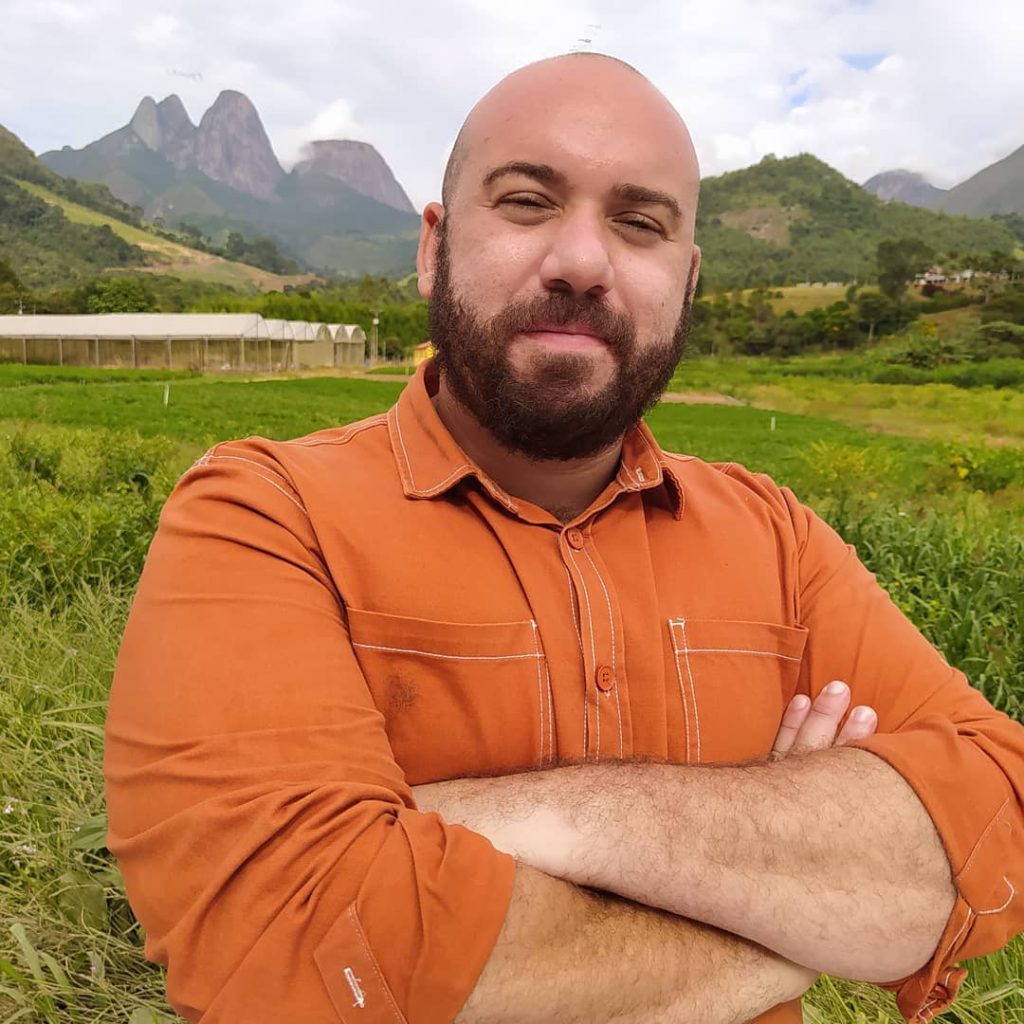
41, 92, 420, 277
191, 91, 284, 200
939, 143, 1024, 217
696, 154, 1018, 291
293, 140, 414, 213
862, 170, 946, 209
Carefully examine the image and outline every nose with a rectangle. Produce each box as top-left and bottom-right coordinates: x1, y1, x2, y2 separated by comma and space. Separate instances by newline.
538, 208, 615, 299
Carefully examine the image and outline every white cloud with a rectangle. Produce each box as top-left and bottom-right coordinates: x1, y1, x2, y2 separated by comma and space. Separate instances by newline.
1, 0, 1022, 209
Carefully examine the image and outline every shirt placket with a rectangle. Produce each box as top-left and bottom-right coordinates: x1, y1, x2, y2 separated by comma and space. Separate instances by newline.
560, 522, 626, 762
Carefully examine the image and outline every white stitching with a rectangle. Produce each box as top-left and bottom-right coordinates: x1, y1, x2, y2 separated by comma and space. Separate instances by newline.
947, 905, 974, 956
203, 455, 309, 517
562, 562, 584, 655
583, 547, 623, 759
976, 876, 1015, 915
287, 414, 387, 447
352, 642, 541, 662
568, 547, 600, 761
415, 463, 472, 496
959, 798, 1010, 876
545, 658, 556, 766
389, 402, 417, 491
347, 906, 404, 1023
531, 621, 545, 769
671, 618, 702, 762
684, 647, 803, 662
669, 621, 692, 762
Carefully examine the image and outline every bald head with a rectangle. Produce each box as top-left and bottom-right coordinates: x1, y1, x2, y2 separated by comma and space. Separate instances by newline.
441, 53, 699, 215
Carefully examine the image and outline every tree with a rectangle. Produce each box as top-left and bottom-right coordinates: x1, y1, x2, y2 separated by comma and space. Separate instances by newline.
876, 238, 932, 303
85, 276, 155, 313
855, 291, 913, 345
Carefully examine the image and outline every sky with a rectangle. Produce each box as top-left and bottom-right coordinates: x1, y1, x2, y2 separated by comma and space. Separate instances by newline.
2, 0, 1022, 211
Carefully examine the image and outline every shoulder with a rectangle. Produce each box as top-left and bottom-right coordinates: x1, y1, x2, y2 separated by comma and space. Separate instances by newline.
176, 413, 394, 518
660, 449, 797, 516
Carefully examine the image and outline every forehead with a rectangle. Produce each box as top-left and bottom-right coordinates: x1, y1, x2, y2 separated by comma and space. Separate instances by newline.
459, 62, 697, 199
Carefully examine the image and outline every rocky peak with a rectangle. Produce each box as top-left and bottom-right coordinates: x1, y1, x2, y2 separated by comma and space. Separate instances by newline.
127, 94, 196, 169
128, 96, 161, 151
862, 169, 946, 209
155, 94, 196, 169
192, 90, 284, 200
294, 139, 414, 213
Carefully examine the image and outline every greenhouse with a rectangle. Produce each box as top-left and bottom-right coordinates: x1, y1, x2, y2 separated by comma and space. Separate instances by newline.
0, 314, 368, 371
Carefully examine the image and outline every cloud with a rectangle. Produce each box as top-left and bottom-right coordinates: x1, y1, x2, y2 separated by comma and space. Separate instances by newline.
1, 0, 1022, 209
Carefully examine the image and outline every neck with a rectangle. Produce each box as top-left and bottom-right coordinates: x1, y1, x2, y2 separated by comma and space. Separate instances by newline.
432, 374, 623, 524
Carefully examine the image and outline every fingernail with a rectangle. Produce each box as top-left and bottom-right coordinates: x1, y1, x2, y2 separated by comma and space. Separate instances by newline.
791, 694, 810, 711
852, 706, 875, 723
824, 680, 847, 695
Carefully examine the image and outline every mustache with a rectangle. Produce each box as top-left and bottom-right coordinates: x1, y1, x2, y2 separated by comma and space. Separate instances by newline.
487, 293, 635, 353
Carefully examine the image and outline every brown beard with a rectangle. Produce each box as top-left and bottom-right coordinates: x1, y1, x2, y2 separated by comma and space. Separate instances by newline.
428, 219, 693, 461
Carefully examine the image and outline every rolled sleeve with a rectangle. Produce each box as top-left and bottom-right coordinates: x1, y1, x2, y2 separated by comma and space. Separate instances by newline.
785, 489, 1024, 1022
104, 441, 516, 1023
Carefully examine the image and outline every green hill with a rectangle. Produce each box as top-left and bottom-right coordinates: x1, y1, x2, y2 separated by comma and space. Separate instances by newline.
697, 154, 1018, 291
0, 126, 143, 288
0, 125, 317, 293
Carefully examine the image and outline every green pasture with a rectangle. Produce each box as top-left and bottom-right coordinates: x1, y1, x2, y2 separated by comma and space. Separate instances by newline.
2, 363, 1023, 1023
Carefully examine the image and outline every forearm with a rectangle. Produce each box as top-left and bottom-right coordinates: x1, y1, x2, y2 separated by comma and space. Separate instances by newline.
422, 749, 955, 982
458, 861, 814, 1024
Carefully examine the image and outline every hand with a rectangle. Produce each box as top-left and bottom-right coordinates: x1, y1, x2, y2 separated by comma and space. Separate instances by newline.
771, 680, 877, 760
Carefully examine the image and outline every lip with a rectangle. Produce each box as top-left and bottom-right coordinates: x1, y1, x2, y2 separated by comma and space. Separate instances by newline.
525, 321, 606, 340
520, 322, 607, 351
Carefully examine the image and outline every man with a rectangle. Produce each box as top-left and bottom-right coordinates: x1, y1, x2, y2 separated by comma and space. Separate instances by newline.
105, 55, 1023, 1024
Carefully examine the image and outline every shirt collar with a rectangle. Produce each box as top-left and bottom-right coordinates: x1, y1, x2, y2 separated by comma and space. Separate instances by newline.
386, 360, 685, 520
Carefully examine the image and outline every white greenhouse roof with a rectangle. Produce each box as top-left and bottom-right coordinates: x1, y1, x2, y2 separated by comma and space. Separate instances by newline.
331, 324, 366, 343
0, 313, 283, 340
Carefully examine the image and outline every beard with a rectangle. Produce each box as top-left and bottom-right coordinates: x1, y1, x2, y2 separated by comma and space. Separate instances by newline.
429, 220, 694, 461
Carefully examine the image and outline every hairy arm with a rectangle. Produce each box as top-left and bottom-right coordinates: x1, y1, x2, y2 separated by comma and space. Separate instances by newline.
421, 685, 956, 984
457, 861, 815, 1024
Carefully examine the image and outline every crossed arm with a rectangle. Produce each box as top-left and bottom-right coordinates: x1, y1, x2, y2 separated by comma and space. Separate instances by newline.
417, 682, 957, 1023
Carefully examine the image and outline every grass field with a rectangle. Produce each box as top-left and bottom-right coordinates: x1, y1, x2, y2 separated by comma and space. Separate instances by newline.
2, 360, 1022, 1023
14, 180, 313, 293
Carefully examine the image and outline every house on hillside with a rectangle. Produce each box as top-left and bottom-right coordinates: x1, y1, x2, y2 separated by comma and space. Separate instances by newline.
915, 265, 947, 286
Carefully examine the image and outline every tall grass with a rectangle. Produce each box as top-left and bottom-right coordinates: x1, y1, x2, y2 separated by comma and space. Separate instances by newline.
2, 372, 1022, 1023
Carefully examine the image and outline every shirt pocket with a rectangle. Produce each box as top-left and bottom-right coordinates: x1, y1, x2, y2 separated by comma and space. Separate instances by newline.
346, 607, 549, 785
667, 617, 808, 765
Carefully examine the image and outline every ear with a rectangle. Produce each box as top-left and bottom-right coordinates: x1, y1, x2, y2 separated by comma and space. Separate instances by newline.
416, 202, 445, 299
686, 245, 702, 305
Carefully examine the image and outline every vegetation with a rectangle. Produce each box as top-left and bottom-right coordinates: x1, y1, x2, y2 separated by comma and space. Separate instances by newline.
1, 359, 1022, 1023
696, 154, 1020, 291
0, 178, 143, 289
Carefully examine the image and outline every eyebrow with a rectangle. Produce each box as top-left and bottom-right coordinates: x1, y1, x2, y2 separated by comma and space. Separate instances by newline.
612, 183, 682, 222
482, 162, 683, 223
482, 161, 566, 188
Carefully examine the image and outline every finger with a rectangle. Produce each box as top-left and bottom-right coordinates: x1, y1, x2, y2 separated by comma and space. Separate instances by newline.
771, 694, 812, 760
790, 680, 851, 755
837, 705, 878, 745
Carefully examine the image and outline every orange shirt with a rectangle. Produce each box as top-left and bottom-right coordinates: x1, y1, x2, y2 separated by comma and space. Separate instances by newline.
106, 362, 1024, 1024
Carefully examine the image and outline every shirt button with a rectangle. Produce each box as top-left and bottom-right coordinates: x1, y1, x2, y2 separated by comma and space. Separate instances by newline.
566, 528, 585, 550
596, 665, 615, 692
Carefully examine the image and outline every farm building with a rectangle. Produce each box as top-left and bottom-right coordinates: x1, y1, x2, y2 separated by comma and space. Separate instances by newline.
329, 324, 367, 368
0, 314, 367, 372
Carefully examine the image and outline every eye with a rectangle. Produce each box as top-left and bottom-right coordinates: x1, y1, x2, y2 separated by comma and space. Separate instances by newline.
500, 193, 552, 209
617, 215, 663, 236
